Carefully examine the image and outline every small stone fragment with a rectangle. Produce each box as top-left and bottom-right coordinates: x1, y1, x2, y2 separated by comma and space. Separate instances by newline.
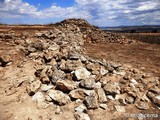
115, 105, 126, 112
55, 106, 63, 114
74, 112, 90, 120
75, 104, 87, 112
27, 80, 41, 95
125, 96, 135, 104
100, 67, 108, 76
32, 92, 44, 102
99, 104, 107, 110
41, 84, 54, 92
95, 88, 107, 103
84, 95, 98, 109
135, 101, 149, 110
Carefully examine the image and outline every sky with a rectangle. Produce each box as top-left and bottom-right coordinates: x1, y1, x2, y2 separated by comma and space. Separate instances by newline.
0, 0, 160, 26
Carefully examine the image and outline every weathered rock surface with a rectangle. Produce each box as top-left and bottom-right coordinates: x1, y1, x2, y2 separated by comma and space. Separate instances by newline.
84, 95, 98, 109
79, 77, 95, 90
95, 88, 107, 103
56, 79, 76, 92
69, 89, 88, 100
48, 90, 71, 105
74, 112, 90, 120
75, 104, 87, 112
103, 82, 120, 95
74, 68, 91, 81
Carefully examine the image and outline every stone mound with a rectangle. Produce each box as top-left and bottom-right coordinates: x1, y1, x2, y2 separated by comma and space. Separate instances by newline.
55, 19, 132, 44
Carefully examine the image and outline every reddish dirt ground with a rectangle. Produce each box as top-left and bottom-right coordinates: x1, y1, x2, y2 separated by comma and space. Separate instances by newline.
85, 41, 160, 78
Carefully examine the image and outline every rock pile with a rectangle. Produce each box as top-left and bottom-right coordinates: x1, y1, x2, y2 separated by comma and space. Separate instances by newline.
23, 19, 160, 120
32, 19, 132, 44
0, 30, 16, 41
0, 19, 132, 44
55, 19, 132, 44
0, 30, 29, 42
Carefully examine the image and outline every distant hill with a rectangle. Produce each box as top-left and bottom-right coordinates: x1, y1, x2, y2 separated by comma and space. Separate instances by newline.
100, 25, 160, 33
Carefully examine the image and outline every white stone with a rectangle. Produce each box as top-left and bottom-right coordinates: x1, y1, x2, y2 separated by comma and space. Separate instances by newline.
48, 90, 70, 105
100, 67, 108, 76
41, 84, 54, 92
115, 106, 126, 112
74, 112, 90, 120
75, 104, 87, 112
130, 79, 138, 85
32, 92, 44, 102
74, 68, 91, 80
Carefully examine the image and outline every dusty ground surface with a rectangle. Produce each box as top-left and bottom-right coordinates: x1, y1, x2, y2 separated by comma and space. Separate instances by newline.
85, 42, 160, 78
0, 25, 160, 120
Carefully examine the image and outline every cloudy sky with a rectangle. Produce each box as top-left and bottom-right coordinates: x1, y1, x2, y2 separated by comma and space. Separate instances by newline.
0, 0, 160, 26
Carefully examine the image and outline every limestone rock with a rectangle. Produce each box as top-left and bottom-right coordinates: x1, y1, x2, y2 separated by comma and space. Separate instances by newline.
48, 90, 70, 105
41, 84, 54, 92
135, 101, 149, 110
100, 66, 108, 76
56, 79, 76, 92
63, 59, 83, 72
115, 106, 126, 112
74, 68, 91, 81
103, 82, 120, 95
84, 95, 98, 109
99, 104, 107, 110
32, 92, 44, 102
27, 80, 41, 95
152, 95, 160, 107
95, 88, 107, 103
125, 96, 135, 104
69, 89, 87, 100
74, 112, 90, 120
50, 68, 66, 84
80, 78, 95, 90
75, 104, 87, 112
32, 92, 49, 109
68, 51, 80, 60
55, 106, 63, 114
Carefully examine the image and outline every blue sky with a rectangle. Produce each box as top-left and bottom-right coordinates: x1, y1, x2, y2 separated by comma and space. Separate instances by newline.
0, 0, 160, 26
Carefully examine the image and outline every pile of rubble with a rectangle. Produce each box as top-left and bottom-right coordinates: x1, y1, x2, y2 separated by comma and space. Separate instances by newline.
25, 19, 131, 44
0, 30, 29, 41
0, 30, 16, 41
0, 19, 132, 44
23, 19, 160, 120
55, 19, 132, 44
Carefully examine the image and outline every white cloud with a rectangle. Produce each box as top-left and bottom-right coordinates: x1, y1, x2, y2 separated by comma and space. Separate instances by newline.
0, 0, 159, 26
136, 1, 157, 11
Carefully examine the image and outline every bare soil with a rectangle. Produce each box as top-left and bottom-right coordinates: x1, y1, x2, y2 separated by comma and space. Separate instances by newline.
85, 41, 160, 77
